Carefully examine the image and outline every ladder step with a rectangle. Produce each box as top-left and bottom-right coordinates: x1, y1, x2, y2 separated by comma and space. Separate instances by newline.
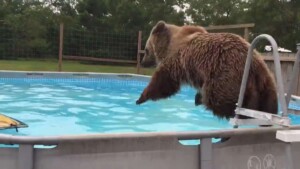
235, 108, 291, 126
229, 118, 273, 126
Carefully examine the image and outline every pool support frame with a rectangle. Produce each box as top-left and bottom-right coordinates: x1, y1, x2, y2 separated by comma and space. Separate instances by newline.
1, 125, 300, 169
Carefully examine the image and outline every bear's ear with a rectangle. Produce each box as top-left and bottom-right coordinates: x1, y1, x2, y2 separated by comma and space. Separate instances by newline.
152, 21, 167, 34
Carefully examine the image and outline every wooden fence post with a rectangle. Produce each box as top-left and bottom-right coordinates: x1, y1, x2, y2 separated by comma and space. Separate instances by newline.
58, 23, 64, 72
244, 27, 249, 42
136, 31, 142, 74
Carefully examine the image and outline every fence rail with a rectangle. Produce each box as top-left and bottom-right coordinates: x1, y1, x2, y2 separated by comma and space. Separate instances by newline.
204, 23, 255, 41
63, 55, 137, 64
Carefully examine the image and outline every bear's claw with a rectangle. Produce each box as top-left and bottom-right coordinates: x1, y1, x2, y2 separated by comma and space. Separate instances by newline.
136, 96, 147, 105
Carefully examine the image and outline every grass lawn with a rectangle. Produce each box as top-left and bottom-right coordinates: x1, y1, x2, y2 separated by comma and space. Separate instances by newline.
0, 59, 155, 75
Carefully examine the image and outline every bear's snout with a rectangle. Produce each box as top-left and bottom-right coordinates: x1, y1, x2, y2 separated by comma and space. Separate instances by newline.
140, 53, 156, 67
141, 59, 156, 67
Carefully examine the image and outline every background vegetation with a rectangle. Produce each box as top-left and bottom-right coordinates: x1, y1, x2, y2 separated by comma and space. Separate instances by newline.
0, 0, 299, 62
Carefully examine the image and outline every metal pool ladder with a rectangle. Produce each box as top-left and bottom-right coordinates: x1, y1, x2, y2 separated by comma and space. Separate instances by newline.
230, 34, 300, 127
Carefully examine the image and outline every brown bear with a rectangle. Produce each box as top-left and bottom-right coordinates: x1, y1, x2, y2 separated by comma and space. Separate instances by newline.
136, 21, 278, 119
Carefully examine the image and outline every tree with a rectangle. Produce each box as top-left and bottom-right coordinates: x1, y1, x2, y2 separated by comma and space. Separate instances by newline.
0, 1, 59, 58
184, 0, 248, 26
1, 0, 299, 60
245, 0, 300, 51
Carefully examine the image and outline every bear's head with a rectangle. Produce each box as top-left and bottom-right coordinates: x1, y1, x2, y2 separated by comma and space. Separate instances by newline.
141, 21, 207, 67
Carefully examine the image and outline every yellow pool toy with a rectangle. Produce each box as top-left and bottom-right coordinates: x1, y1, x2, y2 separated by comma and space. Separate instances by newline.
0, 114, 28, 130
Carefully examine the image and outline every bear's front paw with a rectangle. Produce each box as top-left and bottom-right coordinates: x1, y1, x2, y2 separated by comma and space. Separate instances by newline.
136, 94, 148, 105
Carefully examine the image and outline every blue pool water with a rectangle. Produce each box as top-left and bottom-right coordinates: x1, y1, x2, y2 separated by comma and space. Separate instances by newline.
0, 75, 300, 139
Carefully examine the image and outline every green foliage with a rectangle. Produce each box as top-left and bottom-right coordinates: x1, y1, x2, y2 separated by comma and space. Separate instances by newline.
0, 1, 59, 58
184, 0, 300, 51
0, 0, 299, 60
245, 0, 300, 51
184, 0, 248, 25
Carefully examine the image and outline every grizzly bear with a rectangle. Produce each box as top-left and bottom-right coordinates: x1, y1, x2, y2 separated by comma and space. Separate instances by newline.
136, 21, 278, 119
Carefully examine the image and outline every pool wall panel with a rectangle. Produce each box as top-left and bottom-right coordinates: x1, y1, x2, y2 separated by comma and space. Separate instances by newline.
34, 137, 199, 169
0, 148, 18, 169
213, 133, 294, 169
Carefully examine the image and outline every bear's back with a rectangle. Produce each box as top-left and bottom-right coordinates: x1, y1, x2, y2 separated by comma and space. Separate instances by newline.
181, 32, 265, 76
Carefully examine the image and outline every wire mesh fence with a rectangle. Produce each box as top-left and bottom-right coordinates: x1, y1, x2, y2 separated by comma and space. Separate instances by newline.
0, 23, 59, 60
0, 23, 140, 63
63, 25, 139, 61
3, 21, 297, 75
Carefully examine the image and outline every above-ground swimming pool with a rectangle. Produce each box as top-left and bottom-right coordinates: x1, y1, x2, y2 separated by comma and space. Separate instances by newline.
0, 71, 300, 138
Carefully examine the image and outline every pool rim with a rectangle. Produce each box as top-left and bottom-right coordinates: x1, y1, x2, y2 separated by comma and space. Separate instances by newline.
1, 125, 300, 145
0, 70, 151, 80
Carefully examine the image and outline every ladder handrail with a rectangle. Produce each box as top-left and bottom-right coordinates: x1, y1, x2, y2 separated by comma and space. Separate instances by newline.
235, 34, 288, 121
